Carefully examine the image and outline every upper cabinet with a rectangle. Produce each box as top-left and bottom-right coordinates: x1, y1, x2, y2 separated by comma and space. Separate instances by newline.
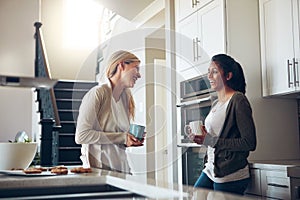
177, 0, 214, 21
259, 0, 300, 96
175, 0, 225, 80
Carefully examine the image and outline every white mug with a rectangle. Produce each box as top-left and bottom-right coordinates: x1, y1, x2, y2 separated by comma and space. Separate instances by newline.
184, 120, 203, 136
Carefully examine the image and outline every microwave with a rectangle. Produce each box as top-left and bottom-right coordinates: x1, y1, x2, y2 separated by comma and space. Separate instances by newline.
180, 74, 211, 101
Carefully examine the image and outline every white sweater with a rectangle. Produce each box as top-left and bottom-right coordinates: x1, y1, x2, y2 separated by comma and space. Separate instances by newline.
75, 80, 131, 173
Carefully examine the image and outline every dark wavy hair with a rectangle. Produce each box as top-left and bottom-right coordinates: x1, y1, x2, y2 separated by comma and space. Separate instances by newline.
211, 54, 246, 94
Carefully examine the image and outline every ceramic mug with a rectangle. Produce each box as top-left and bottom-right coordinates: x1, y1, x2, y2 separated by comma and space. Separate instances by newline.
129, 124, 145, 140
184, 120, 203, 136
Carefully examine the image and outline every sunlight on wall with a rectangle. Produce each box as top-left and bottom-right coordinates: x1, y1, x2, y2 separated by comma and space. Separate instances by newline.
63, 0, 103, 49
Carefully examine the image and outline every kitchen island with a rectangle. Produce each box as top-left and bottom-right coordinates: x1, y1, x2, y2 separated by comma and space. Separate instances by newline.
0, 167, 257, 199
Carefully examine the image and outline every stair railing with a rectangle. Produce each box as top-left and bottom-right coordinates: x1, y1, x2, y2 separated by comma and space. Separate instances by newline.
34, 22, 60, 127
34, 22, 61, 166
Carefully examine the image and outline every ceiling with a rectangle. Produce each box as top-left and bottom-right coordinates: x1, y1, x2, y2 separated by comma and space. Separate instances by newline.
94, 0, 156, 20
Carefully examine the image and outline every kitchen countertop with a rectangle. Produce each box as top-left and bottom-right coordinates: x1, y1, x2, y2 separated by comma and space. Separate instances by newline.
288, 166, 300, 178
0, 167, 258, 199
249, 159, 300, 171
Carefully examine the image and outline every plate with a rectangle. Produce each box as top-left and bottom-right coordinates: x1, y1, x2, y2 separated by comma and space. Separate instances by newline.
0, 170, 61, 177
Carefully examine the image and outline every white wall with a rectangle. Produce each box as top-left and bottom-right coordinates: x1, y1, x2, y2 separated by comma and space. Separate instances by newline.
41, 0, 98, 80
0, 0, 39, 142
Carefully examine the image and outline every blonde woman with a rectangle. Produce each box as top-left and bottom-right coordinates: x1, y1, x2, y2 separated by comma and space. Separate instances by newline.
75, 50, 144, 173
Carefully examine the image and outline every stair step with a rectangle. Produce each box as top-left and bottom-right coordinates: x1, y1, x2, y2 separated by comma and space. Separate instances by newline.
58, 161, 82, 165
59, 110, 79, 121
55, 80, 97, 90
58, 148, 81, 162
56, 99, 82, 110
54, 90, 88, 100
59, 122, 76, 133
58, 134, 79, 147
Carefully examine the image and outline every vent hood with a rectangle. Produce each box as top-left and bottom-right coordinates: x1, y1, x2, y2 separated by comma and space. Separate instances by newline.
0, 75, 57, 89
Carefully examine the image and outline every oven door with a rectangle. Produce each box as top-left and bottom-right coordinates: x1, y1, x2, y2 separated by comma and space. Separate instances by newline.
177, 96, 212, 144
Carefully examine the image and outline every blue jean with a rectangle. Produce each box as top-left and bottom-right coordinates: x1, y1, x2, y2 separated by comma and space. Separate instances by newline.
194, 172, 250, 195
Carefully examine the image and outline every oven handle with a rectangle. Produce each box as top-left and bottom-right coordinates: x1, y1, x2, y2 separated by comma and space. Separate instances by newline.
176, 96, 211, 107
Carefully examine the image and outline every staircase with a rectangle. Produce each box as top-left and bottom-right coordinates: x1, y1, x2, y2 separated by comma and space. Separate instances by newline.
53, 80, 98, 165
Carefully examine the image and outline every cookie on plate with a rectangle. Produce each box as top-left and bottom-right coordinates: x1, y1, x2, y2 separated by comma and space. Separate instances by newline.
51, 168, 68, 175
23, 168, 42, 174
70, 167, 92, 173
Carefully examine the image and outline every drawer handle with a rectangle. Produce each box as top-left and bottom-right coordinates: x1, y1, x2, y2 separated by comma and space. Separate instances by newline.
267, 183, 289, 188
294, 186, 300, 199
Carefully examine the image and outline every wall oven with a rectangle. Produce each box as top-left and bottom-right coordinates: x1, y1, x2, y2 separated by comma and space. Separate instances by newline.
177, 74, 216, 186
177, 74, 216, 144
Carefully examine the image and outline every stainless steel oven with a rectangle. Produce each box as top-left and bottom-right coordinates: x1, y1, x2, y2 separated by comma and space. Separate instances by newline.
177, 74, 216, 144
177, 74, 216, 186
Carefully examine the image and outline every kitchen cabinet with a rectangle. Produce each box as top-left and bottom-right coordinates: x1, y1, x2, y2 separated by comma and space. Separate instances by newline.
246, 161, 300, 199
176, 0, 213, 21
247, 168, 292, 199
259, 0, 300, 96
176, 0, 225, 80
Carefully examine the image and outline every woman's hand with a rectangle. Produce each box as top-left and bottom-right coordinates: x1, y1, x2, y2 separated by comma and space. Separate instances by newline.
125, 133, 144, 147
192, 125, 207, 144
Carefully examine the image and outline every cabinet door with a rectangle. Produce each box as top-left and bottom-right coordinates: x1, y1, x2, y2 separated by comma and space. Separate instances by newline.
294, 0, 300, 88
261, 169, 291, 199
260, 0, 295, 96
198, 0, 225, 64
176, 0, 225, 77
177, 0, 213, 21
176, 12, 199, 74
245, 168, 262, 196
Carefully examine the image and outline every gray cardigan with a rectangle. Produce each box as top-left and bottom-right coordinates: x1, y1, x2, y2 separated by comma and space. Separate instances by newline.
203, 92, 257, 177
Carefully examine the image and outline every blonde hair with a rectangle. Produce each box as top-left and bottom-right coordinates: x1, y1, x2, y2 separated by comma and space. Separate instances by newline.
106, 50, 140, 120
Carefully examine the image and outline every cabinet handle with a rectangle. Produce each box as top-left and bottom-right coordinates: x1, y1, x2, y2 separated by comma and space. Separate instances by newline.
267, 183, 289, 188
193, 38, 196, 61
195, 37, 201, 59
293, 58, 299, 87
294, 186, 300, 199
192, 0, 200, 8
287, 59, 293, 88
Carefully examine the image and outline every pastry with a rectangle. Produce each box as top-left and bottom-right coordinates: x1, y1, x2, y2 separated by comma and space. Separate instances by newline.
51, 168, 68, 175
70, 167, 92, 173
23, 168, 42, 174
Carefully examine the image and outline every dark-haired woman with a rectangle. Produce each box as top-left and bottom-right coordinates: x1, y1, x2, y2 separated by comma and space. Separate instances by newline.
192, 54, 256, 195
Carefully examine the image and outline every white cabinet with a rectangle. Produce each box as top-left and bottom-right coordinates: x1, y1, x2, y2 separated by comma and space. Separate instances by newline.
246, 165, 294, 200
246, 168, 262, 196
175, 0, 225, 80
176, 0, 213, 21
259, 0, 300, 96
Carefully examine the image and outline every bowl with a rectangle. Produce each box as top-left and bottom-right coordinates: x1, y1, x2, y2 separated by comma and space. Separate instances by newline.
0, 142, 38, 170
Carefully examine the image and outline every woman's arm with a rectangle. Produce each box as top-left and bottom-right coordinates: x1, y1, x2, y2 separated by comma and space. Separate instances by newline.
75, 87, 127, 145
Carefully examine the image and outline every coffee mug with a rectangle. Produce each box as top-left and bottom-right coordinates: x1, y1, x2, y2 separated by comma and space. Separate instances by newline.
129, 124, 145, 140
184, 120, 203, 136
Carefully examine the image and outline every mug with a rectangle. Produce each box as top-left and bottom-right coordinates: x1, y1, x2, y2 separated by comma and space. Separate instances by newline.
129, 124, 145, 140
184, 120, 203, 136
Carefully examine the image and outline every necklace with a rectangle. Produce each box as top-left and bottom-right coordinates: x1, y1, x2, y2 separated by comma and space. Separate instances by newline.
211, 101, 226, 113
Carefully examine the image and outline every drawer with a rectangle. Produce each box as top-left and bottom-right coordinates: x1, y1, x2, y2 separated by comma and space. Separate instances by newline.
261, 170, 291, 199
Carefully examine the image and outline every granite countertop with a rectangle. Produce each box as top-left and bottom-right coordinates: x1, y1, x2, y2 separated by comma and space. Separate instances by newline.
0, 167, 257, 200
